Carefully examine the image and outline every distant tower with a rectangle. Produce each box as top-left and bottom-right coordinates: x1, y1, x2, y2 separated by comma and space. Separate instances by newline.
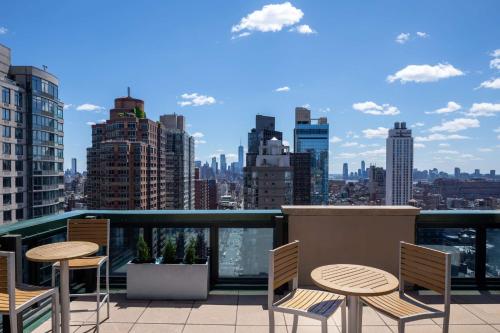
361, 160, 366, 178
386, 122, 413, 205
238, 142, 244, 172
220, 154, 226, 174
454, 167, 460, 179
71, 158, 77, 175
343, 163, 349, 180
211, 157, 217, 174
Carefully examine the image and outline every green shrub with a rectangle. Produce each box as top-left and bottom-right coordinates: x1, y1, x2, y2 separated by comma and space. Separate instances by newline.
161, 238, 176, 264
184, 237, 197, 264
136, 235, 151, 263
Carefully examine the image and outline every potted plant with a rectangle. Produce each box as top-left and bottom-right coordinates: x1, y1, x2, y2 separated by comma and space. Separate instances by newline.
127, 232, 209, 300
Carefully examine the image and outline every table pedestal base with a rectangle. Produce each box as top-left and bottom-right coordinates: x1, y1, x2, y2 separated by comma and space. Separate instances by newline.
60, 260, 70, 333
347, 295, 362, 333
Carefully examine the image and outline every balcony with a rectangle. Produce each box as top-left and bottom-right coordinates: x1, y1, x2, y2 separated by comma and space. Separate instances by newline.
0, 207, 497, 332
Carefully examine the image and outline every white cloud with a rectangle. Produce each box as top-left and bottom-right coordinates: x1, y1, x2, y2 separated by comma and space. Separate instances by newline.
341, 142, 358, 147
478, 147, 493, 152
329, 136, 342, 144
437, 149, 459, 155
429, 118, 479, 133
358, 148, 385, 157
338, 152, 357, 159
416, 31, 429, 38
0, 27, 7, 35
362, 127, 389, 139
290, 24, 316, 34
492, 49, 500, 58
195, 139, 207, 145
232, 2, 304, 35
491, 58, 500, 70
76, 103, 105, 112
414, 143, 426, 149
425, 101, 461, 114
387, 63, 464, 83
86, 121, 96, 126
438, 143, 450, 147
411, 122, 425, 128
466, 103, 500, 117
415, 134, 469, 142
395, 33, 410, 44
192, 132, 204, 138
282, 140, 290, 146
478, 78, 500, 89
352, 101, 400, 116
231, 32, 252, 40
346, 131, 359, 139
63, 104, 73, 110
495, 127, 500, 133
275, 86, 290, 92
98, 119, 106, 123
178, 93, 216, 107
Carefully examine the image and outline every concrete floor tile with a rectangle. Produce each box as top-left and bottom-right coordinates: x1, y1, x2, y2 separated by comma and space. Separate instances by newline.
129, 323, 184, 333
137, 301, 192, 324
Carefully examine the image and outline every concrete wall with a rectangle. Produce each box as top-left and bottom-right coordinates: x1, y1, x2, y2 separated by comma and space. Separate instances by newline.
282, 205, 419, 286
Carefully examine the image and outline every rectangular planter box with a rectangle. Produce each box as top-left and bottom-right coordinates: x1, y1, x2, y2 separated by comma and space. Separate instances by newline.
127, 260, 209, 300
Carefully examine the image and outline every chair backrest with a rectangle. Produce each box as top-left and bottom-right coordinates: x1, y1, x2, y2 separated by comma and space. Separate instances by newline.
399, 241, 451, 302
67, 219, 110, 255
268, 241, 299, 307
0, 251, 16, 311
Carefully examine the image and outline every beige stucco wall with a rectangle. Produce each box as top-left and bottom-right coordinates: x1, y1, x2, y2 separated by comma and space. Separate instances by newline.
282, 205, 420, 286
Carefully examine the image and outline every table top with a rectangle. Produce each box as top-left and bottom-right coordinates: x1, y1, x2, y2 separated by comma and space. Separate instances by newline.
26, 241, 99, 263
311, 264, 399, 297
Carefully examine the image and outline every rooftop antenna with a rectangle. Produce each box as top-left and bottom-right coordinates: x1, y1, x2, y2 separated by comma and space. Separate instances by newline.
127, 87, 131, 97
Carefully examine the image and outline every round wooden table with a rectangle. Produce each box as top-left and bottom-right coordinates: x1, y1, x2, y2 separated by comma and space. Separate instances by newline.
311, 264, 399, 333
26, 241, 99, 333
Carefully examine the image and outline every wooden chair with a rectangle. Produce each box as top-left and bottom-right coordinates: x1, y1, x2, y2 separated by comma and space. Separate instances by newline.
0, 251, 60, 333
52, 219, 110, 332
361, 241, 451, 333
268, 241, 346, 333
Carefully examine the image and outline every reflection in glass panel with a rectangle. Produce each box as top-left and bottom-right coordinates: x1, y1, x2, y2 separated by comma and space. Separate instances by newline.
416, 228, 475, 278
486, 229, 500, 278
219, 228, 273, 278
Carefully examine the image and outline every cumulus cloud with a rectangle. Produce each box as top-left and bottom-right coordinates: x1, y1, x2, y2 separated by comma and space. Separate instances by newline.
387, 63, 464, 83
395, 33, 410, 44
352, 101, 400, 116
411, 122, 425, 128
490, 49, 500, 70
282, 140, 290, 147
478, 147, 493, 152
416, 31, 429, 38
437, 149, 459, 155
414, 143, 426, 149
0, 27, 7, 35
290, 24, 316, 34
362, 127, 389, 139
195, 139, 207, 145
415, 134, 469, 142
425, 101, 461, 115
439, 143, 450, 147
275, 86, 290, 92
98, 119, 106, 123
466, 103, 500, 117
429, 118, 480, 133
338, 152, 357, 159
86, 121, 96, 126
341, 142, 359, 147
232, 2, 304, 35
63, 104, 73, 110
192, 132, 204, 138
231, 32, 251, 39
478, 78, 500, 89
76, 104, 105, 112
358, 148, 385, 157
178, 93, 216, 107
329, 136, 342, 144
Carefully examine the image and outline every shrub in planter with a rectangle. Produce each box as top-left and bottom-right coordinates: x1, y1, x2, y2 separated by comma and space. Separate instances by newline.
161, 238, 177, 264
132, 235, 154, 263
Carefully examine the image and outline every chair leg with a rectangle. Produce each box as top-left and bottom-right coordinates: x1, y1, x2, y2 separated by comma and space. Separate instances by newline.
51, 265, 56, 287
292, 314, 298, 333
321, 319, 328, 333
268, 309, 275, 333
443, 314, 449, 333
398, 321, 405, 333
358, 300, 363, 333
96, 266, 101, 332
106, 260, 110, 320
341, 299, 347, 333
9, 310, 18, 333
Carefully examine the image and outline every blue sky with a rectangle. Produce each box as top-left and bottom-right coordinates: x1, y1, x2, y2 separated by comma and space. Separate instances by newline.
1, 1, 499, 174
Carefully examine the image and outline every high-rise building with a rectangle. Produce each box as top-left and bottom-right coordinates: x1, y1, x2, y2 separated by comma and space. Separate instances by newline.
291, 152, 311, 204
247, 115, 282, 167
71, 158, 77, 175
0, 44, 64, 223
454, 167, 461, 179
368, 165, 386, 204
474, 169, 481, 177
386, 122, 413, 205
343, 163, 349, 181
361, 160, 366, 178
293, 107, 329, 205
87, 92, 164, 210
238, 143, 244, 172
211, 157, 218, 175
160, 114, 195, 209
220, 154, 226, 174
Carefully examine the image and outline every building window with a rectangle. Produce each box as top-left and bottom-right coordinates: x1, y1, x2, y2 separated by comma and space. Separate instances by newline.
2, 160, 11, 171
2, 108, 10, 121
14, 92, 22, 107
3, 177, 11, 187
15, 177, 23, 187
3, 194, 11, 205
15, 192, 23, 203
15, 209, 23, 220
15, 128, 23, 139
14, 111, 22, 123
1, 88, 10, 104
15, 160, 23, 171
2, 126, 11, 138
3, 143, 11, 155
3, 211, 12, 222
15, 144, 23, 156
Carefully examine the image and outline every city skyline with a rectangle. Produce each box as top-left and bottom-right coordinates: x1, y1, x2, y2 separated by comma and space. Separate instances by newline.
1, 1, 499, 173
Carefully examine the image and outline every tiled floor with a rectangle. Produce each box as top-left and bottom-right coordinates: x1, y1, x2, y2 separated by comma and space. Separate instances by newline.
32, 290, 500, 333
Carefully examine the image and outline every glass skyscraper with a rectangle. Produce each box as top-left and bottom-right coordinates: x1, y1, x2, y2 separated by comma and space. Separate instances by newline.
293, 107, 329, 205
